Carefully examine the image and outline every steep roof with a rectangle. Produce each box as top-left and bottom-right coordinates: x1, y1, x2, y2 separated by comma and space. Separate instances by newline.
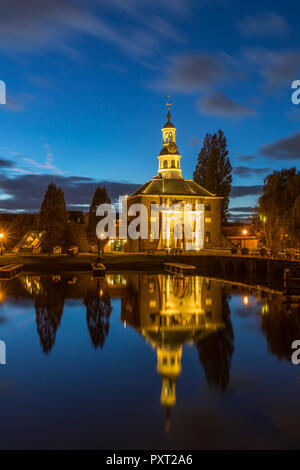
129, 178, 216, 197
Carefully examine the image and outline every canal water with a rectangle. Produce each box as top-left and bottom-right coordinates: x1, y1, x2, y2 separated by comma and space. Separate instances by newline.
0, 272, 299, 450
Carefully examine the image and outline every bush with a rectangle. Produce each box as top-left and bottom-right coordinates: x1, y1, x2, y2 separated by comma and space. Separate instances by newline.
231, 247, 238, 254
241, 247, 249, 255
260, 248, 267, 257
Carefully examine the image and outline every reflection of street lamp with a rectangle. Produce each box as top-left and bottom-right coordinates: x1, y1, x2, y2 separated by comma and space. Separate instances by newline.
243, 296, 249, 305
242, 229, 247, 249
0, 233, 4, 255
100, 232, 105, 255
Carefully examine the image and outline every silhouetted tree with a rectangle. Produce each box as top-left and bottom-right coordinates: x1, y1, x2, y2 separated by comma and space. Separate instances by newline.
84, 279, 112, 349
193, 130, 232, 223
86, 185, 111, 257
196, 295, 234, 391
39, 183, 67, 254
64, 221, 81, 250
252, 168, 300, 250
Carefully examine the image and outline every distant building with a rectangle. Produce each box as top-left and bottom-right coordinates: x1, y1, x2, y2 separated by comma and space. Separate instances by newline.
13, 230, 45, 253
222, 223, 258, 250
126, 104, 222, 252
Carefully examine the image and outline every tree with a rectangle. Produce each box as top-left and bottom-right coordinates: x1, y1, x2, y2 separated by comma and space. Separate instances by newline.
39, 183, 67, 254
252, 168, 300, 250
193, 130, 232, 223
86, 185, 111, 257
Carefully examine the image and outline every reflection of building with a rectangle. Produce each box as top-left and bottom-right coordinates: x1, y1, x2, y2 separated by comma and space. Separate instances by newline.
126, 104, 222, 252
120, 274, 225, 429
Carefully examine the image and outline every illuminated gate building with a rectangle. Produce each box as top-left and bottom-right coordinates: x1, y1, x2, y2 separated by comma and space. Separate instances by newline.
126, 104, 222, 252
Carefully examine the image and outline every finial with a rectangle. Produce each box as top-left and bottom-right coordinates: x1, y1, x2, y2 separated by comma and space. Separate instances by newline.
166, 94, 171, 122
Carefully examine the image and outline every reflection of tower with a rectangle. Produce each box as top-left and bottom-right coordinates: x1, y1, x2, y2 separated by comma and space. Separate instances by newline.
157, 344, 182, 432
157, 345, 182, 407
121, 274, 225, 431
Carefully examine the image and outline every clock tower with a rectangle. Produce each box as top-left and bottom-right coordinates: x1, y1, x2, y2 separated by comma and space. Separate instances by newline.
158, 100, 183, 179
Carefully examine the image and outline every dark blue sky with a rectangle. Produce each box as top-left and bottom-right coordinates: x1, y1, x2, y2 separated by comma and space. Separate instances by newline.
0, 0, 299, 217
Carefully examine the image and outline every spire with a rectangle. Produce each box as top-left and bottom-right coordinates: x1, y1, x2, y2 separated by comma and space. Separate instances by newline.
158, 97, 183, 179
166, 94, 171, 122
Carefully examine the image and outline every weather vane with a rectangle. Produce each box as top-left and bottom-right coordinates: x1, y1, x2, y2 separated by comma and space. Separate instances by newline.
166, 93, 171, 111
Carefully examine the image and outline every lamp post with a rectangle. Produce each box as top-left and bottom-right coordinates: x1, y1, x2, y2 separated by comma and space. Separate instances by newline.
242, 229, 247, 249
0, 233, 4, 255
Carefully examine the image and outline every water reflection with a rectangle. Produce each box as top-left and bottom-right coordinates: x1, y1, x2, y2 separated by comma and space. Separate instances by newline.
84, 278, 112, 349
3, 272, 300, 389
119, 274, 233, 428
261, 295, 300, 361
35, 276, 66, 354
1, 272, 300, 448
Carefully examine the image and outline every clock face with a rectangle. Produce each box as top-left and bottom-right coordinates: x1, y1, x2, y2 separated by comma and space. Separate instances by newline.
168, 142, 178, 154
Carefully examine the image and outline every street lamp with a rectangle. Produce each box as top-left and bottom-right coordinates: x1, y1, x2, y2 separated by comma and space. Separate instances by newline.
242, 229, 247, 249
0, 233, 4, 255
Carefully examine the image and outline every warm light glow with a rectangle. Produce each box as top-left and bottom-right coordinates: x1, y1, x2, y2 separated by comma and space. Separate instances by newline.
0, 233, 4, 239
242, 229, 247, 236
243, 296, 249, 305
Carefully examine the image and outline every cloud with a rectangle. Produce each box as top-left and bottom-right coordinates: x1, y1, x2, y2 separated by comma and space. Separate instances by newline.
148, 16, 184, 43
0, 0, 185, 61
238, 11, 289, 37
233, 166, 270, 177
259, 131, 300, 160
239, 155, 257, 163
22, 142, 64, 175
0, 92, 36, 113
152, 53, 226, 92
199, 92, 256, 118
0, 158, 14, 168
0, 173, 141, 212
246, 48, 300, 87
229, 207, 255, 213
231, 185, 263, 198
2, 96, 25, 112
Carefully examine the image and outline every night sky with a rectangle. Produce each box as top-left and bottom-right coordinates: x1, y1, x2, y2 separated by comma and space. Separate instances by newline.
0, 0, 299, 218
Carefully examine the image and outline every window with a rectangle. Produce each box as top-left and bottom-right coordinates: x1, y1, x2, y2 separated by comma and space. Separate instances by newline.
177, 161, 179, 168
205, 203, 211, 211
171, 159, 175, 168
163, 160, 168, 168
205, 231, 211, 243
169, 132, 173, 142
